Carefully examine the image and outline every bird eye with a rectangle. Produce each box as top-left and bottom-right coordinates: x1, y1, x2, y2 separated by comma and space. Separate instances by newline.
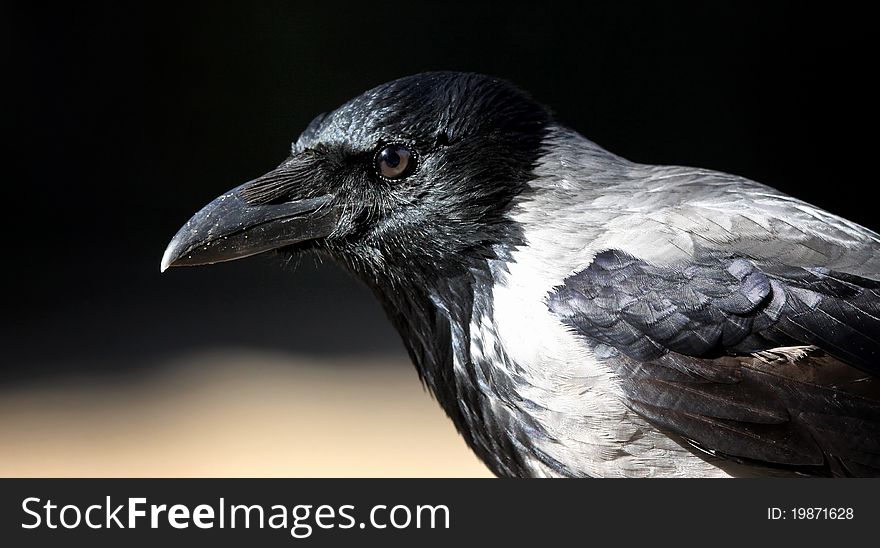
375, 143, 416, 180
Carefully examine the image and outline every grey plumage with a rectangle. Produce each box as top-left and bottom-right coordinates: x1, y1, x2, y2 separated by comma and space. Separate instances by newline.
163, 72, 880, 477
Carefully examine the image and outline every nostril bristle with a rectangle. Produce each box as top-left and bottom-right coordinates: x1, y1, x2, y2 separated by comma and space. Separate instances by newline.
240, 154, 323, 205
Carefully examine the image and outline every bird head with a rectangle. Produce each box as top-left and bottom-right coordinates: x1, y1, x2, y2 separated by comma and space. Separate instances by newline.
161, 72, 552, 282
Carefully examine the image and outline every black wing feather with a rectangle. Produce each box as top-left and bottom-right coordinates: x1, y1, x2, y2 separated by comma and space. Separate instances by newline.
548, 249, 880, 476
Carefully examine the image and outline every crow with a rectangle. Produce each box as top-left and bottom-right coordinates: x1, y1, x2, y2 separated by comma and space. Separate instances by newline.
162, 72, 880, 477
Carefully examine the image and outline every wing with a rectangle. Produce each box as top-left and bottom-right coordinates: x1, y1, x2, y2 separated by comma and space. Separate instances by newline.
548, 248, 880, 476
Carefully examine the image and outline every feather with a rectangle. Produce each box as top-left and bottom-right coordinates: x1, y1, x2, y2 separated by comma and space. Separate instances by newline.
548, 248, 880, 475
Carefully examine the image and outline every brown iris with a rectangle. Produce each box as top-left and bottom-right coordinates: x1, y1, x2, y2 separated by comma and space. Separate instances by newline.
376, 143, 415, 180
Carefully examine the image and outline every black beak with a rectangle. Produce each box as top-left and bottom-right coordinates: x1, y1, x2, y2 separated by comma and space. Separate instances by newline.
160, 178, 339, 272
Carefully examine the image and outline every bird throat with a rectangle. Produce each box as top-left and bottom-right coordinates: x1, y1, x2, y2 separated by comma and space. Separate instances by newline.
348, 240, 550, 477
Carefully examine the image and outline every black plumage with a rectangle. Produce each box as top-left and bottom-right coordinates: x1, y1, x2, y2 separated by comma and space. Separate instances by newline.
550, 249, 880, 475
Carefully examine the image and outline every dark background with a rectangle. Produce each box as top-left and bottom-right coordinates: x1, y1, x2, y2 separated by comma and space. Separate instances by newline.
4, 2, 876, 382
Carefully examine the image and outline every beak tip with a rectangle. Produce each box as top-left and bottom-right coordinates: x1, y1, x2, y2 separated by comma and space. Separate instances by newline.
160, 242, 179, 273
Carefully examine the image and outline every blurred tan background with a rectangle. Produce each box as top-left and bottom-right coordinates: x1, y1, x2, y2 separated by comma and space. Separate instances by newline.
0, 351, 491, 477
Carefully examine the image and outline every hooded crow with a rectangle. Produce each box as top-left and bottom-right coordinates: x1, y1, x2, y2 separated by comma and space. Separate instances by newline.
162, 72, 880, 477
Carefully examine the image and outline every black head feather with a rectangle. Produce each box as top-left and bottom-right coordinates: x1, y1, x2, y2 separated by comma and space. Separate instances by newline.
243, 71, 552, 276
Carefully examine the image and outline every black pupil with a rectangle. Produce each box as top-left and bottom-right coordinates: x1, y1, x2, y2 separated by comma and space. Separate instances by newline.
382, 148, 401, 168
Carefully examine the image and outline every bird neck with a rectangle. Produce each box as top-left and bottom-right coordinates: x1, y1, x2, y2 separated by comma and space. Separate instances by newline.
350, 240, 536, 477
